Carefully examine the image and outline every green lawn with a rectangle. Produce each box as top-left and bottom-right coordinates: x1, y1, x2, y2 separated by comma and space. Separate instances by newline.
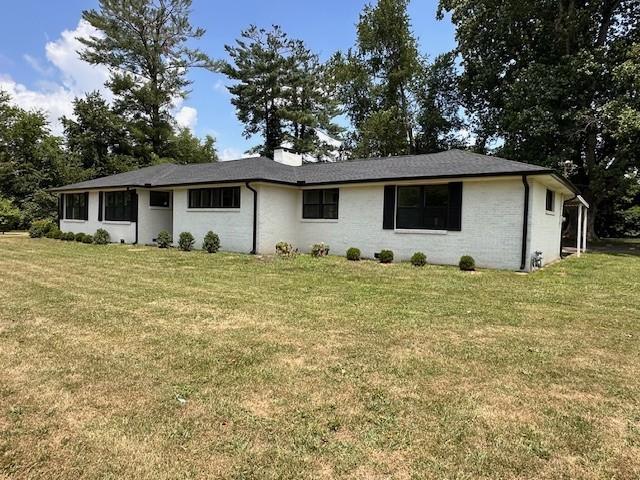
1, 236, 639, 479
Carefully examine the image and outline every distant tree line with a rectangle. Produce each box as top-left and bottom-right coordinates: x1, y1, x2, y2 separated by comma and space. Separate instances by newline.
0, 0, 638, 237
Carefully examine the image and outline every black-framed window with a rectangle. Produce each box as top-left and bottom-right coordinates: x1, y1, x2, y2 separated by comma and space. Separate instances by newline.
105, 191, 133, 221
545, 189, 554, 212
303, 188, 339, 219
188, 186, 240, 209
396, 185, 449, 230
64, 193, 88, 220
150, 190, 171, 208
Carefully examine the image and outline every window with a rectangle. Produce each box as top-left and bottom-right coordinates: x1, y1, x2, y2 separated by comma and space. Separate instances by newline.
150, 190, 171, 208
64, 193, 87, 220
396, 185, 449, 230
188, 186, 240, 209
545, 189, 555, 212
105, 191, 133, 221
303, 189, 339, 219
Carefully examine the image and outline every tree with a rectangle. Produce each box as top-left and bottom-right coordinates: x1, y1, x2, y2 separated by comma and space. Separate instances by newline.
438, 0, 640, 237
330, 0, 423, 157
62, 91, 135, 177
164, 128, 218, 164
222, 25, 341, 158
0, 91, 67, 223
79, 0, 216, 161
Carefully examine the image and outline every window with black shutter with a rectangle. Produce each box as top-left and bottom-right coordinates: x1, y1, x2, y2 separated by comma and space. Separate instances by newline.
302, 189, 339, 219
395, 183, 462, 231
64, 193, 88, 220
104, 191, 133, 221
188, 187, 240, 208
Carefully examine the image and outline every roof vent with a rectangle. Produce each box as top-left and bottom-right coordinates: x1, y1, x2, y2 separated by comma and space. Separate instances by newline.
273, 148, 302, 167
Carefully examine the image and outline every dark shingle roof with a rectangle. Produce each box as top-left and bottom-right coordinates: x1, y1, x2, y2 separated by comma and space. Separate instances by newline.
52, 149, 559, 192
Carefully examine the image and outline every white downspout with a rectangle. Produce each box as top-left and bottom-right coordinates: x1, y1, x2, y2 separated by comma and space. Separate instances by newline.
582, 207, 588, 252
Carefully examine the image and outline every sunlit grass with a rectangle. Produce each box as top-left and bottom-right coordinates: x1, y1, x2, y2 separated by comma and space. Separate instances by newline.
1, 236, 639, 479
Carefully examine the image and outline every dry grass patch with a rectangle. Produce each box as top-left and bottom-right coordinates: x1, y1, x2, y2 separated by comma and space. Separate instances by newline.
0, 237, 639, 479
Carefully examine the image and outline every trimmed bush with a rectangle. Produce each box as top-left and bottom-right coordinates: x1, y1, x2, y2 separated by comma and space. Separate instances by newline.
346, 247, 361, 261
275, 241, 297, 257
45, 227, 62, 239
94, 228, 110, 245
157, 230, 172, 248
203, 231, 220, 253
411, 252, 427, 267
29, 219, 55, 238
74, 232, 87, 242
379, 249, 394, 264
178, 231, 195, 251
62, 232, 75, 241
82, 234, 94, 244
310, 242, 330, 257
459, 255, 475, 271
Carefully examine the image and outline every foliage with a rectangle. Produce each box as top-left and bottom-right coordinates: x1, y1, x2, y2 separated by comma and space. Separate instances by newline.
410, 252, 427, 267
346, 247, 361, 261
178, 231, 195, 251
74, 232, 87, 242
459, 255, 475, 271
82, 234, 94, 244
310, 242, 330, 257
164, 128, 218, 164
223, 25, 341, 158
62, 232, 76, 241
61, 91, 135, 178
45, 227, 62, 239
0, 92, 68, 224
156, 230, 172, 248
438, 0, 640, 238
0, 196, 22, 233
329, 0, 462, 158
28, 219, 55, 238
93, 228, 110, 245
202, 231, 220, 253
79, 0, 217, 160
379, 249, 394, 264
275, 241, 297, 257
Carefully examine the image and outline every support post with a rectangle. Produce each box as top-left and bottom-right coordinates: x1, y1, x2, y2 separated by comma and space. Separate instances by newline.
582, 208, 588, 252
576, 205, 582, 257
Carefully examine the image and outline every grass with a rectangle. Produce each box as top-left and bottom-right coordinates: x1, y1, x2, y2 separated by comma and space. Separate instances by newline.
1, 236, 639, 479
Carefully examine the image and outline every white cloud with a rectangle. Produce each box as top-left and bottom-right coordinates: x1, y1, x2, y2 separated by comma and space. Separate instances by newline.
219, 147, 258, 161
175, 105, 198, 131
0, 19, 110, 135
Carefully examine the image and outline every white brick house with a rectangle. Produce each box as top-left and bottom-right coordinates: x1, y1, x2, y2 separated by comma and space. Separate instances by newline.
52, 149, 584, 271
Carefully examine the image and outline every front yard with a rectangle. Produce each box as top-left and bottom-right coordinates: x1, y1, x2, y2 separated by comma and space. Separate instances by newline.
0, 236, 639, 479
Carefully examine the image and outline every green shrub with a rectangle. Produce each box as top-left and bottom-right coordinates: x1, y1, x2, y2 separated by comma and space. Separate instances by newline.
74, 232, 87, 242
310, 242, 330, 257
275, 241, 297, 257
82, 234, 94, 244
459, 255, 475, 271
0, 197, 21, 233
202, 231, 220, 253
45, 227, 62, 239
62, 232, 75, 241
411, 252, 427, 267
29, 219, 55, 238
156, 230, 172, 248
379, 249, 394, 264
346, 247, 361, 261
94, 228, 110, 245
178, 231, 195, 251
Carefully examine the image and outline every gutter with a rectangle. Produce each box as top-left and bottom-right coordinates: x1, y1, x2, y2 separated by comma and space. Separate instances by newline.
521, 175, 530, 271
245, 182, 258, 254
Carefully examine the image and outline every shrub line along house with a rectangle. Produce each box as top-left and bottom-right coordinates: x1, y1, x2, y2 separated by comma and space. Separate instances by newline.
51, 149, 589, 271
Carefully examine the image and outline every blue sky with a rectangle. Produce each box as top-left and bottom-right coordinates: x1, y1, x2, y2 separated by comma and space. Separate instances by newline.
0, 0, 456, 159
